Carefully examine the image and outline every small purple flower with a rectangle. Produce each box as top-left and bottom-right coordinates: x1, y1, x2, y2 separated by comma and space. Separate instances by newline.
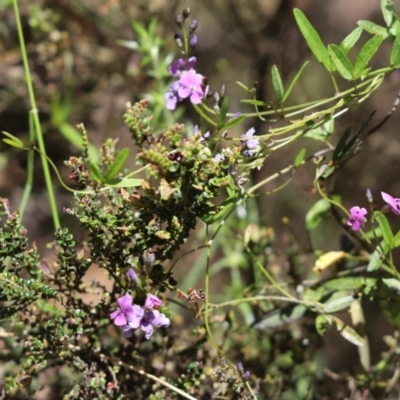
177, 69, 207, 105
189, 34, 197, 48
241, 127, 260, 156
382, 191, 400, 215
168, 57, 197, 77
145, 294, 163, 309
165, 81, 181, 110
110, 294, 135, 326
243, 371, 251, 381
214, 153, 224, 163
347, 206, 367, 231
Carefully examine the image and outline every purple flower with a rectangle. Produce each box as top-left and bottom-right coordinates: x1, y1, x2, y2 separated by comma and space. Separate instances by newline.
241, 127, 260, 156
110, 293, 170, 340
145, 294, 163, 309
165, 81, 181, 111
189, 34, 197, 48
382, 191, 400, 215
243, 371, 251, 381
177, 69, 207, 105
347, 206, 367, 231
168, 57, 197, 77
110, 294, 135, 326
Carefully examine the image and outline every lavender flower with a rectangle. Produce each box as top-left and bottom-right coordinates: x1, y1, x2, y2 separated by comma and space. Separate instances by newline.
381, 191, 400, 215
189, 34, 198, 48
110, 294, 135, 326
177, 69, 207, 105
110, 293, 170, 340
347, 206, 367, 231
168, 57, 197, 77
241, 127, 260, 156
127, 268, 140, 284
165, 81, 181, 110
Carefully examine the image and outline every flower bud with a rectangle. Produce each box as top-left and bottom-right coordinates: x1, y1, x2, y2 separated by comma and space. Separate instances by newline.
243, 371, 251, 380
143, 250, 156, 268
189, 34, 197, 48
189, 20, 198, 34
236, 363, 244, 373
182, 7, 190, 19
174, 34, 183, 49
175, 15, 183, 28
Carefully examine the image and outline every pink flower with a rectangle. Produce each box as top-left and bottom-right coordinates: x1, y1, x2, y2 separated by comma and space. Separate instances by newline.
177, 69, 206, 105
347, 206, 367, 231
110, 294, 135, 326
381, 192, 400, 215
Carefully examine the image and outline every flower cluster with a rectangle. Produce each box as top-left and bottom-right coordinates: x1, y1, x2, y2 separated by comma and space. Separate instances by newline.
347, 191, 400, 231
165, 10, 208, 110
110, 293, 170, 339
241, 127, 260, 157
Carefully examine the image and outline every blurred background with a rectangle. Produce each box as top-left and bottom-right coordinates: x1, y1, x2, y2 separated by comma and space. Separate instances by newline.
2, 0, 400, 393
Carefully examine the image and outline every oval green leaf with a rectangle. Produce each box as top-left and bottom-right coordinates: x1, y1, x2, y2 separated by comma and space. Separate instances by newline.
339, 27, 363, 54
271, 65, 284, 105
328, 44, 354, 80
353, 35, 383, 78
390, 33, 400, 66
376, 213, 394, 249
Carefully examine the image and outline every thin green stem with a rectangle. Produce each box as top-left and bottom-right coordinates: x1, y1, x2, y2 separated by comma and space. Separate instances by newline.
13, 0, 60, 230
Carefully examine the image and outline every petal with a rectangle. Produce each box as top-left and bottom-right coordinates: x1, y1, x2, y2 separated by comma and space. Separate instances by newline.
190, 92, 202, 104
123, 326, 133, 338
117, 294, 133, 311
178, 87, 191, 99
152, 312, 170, 328
141, 323, 154, 339
145, 294, 162, 309
382, 192, 395, 206
110, 309, 121, 320
113, 313, 127, 326
351, 220, 361, 231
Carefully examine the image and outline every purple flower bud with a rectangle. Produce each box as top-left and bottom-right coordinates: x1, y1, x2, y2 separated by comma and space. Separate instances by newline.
189, 20, 198, 34
236, 363, 244, 373
189, 34, 198, 48
243, 371, 251, 380
174, 34, 183, 49
366, 188, 373, 203
144, 294, 163, 309
175, 15, 183, 28
127, 268, 141, 284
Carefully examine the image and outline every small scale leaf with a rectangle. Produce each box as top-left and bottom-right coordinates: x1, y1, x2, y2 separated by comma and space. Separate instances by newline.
328, 44, 353, 80
353, 35, 383, 78
271, 65, 285, 105
294, 9, 332, 70
376, 213, 394, 249
339, 27, 363, 54
390, 33, 400, 66
2, 131, 24, 149
103, 148, 130, 182
294, 148, 306, 167
357, 20, 388, 38
282, 61, 309, 103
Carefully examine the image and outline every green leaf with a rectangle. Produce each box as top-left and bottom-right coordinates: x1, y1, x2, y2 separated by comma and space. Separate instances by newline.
203, 194, 239, 224
376, 213, 394, 248
294, 148, 306, 167
339, 27, 363, 54
88, 162, 103, 183
381, 0, 395, 27
236, 81, 250, 92
305, 199, 330, 230
332, 126, 352, 161
315, 314, 328, 336
328, 44, 353, 80
219, 96, 230, 127
240, 99, 266, 106
323, 277, 377, 291
390, 33, 400, 66
382, 278, 400, 292
327, 315, 364, 347
304, 117, 334, 141
221, 115, 246, 130
367, 240, 388, 271
357, 20, 388, 38
105, 178, 143, 188
2, 132, 24, 149
271, 65, 284, 105
253, 304, 309, 329
323, 295, 356, 313
293, 9, 332, 70
353, 35, 383, 78
103, 148, 130, 182
394, 229, 400, 247
282, 61, 309, 103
